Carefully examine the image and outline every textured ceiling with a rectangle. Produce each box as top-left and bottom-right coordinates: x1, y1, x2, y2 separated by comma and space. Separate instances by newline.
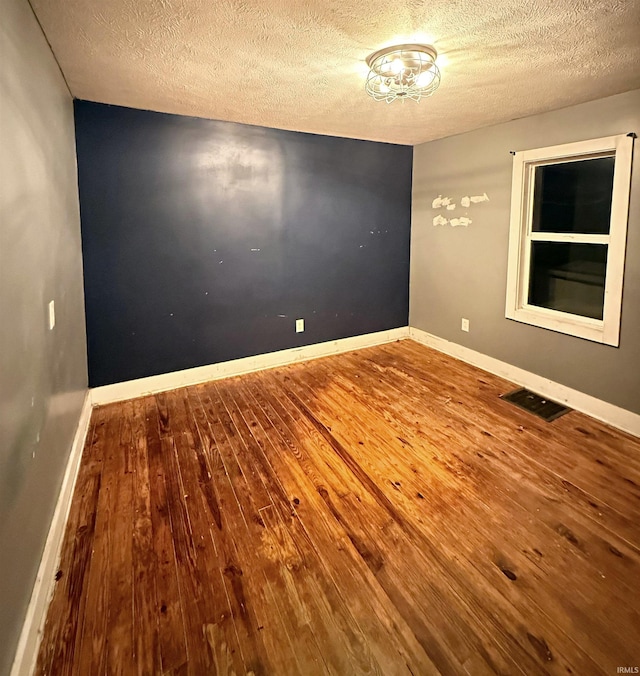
31, 0, 640, 145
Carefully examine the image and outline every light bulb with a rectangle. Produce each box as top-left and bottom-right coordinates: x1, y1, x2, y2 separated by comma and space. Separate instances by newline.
390, 59, 404, 74
416, 69, 436, 87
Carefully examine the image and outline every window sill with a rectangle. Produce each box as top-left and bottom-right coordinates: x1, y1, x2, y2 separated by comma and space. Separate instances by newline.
505, 305, 618, 346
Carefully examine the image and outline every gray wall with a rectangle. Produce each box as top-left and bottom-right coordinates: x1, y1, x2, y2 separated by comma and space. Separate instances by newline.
411, 90, 640, 414
0, 0, 88, 671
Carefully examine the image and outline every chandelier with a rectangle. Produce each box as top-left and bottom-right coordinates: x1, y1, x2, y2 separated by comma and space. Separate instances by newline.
365, 44, 441, 103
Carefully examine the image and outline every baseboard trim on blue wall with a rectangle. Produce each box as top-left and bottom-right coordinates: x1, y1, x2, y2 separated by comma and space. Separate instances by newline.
409, 327, 640, 438
91, 327, 410, 405
11, 391, 93, 676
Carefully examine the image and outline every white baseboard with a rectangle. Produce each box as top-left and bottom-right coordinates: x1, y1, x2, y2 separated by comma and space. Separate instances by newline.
91, 327, 410, 405
409, 327, 640, 437
11, 391, 93, 676
9, 325, 638, 676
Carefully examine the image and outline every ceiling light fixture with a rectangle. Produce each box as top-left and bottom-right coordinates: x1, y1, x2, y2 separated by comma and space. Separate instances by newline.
365, 44, 441, 103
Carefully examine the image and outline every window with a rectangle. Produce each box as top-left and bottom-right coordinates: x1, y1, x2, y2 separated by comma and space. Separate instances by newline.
505, 134, 634, 346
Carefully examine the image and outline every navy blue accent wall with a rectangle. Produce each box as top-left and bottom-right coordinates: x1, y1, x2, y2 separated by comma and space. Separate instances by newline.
75, 101, 412, 387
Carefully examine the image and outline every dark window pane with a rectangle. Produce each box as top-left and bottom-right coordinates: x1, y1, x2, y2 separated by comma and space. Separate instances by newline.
532, 156, 614, 234
528, 242, 607, 319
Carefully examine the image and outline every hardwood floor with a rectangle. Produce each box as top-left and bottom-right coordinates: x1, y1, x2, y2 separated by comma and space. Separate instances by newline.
35, 340, 640, 675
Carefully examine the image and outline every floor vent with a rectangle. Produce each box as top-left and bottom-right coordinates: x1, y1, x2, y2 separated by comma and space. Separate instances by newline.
500, 388, 571, 422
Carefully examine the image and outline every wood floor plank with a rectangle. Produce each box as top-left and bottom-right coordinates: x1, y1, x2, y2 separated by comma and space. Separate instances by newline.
260, 367, 572, 674
144, 396, 189, 674
104, 400, 135, 675
34, 410, 100, 676
163, 388, 266, 675
230, 375, 438, 675
36, 340, 640, 675
357, 343, 640, 547
273, 358, 632, 672
194, 386, 324, 674
355, 347, 640, 659
337, 350, 640, 582
131, 398, 161, 676
75, 402, 126, 676
156, 390, 248, 675
211, 378, 414, 675
397, 339, 640, 463
387, 341, 640, 519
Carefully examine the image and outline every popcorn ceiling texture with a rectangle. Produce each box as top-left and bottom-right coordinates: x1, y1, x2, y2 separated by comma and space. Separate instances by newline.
30, 0, 640, 145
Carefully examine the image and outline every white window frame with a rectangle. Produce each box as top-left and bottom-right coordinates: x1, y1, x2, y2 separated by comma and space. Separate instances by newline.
505, 134, 634, 347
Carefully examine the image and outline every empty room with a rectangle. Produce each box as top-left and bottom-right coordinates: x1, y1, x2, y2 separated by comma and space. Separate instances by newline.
2, 0, 640, 673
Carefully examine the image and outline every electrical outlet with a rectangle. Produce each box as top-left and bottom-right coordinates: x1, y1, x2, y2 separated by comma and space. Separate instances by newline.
461, 318, 469, 332
296, 318, 304, 333
48, 300, 56, 330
